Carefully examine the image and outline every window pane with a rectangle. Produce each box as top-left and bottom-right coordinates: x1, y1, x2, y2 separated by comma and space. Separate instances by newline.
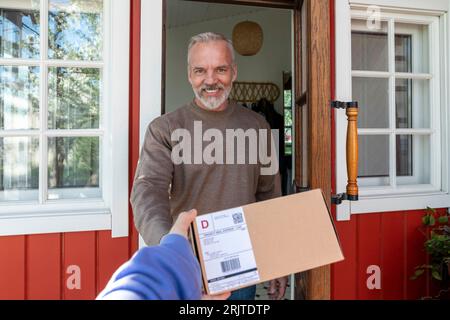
0, 3, 40, 59
353, 77, 389, 128
284, 108, 292, 127
0, 136, 39, 202
283, 90, 291, 107
358, 135, 389, 178
48, 67, 100, 129
284, 127, 292, 156
48, 136, 100, 200
48, 0, 103, 61
395, 23, 429, 73
0, 65, 39, 130
352, 20, 388, 71
397, 135, 430, 185
396, 79, 430, 128
395, 34, 411, 73
284, 128, 292, 145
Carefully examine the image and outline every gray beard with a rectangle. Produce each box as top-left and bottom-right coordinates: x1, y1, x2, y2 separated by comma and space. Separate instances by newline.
194, 86, 232, 110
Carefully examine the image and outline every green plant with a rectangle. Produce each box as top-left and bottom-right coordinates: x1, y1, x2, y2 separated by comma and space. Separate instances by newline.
411, 207, 450, 296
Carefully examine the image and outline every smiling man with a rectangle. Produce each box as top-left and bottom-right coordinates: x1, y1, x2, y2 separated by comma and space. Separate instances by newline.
187, 35, 236, 111
131, 32, 286, 300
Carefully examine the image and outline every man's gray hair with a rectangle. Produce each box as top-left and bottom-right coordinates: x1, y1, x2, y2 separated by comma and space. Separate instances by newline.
187, 32, 235, 65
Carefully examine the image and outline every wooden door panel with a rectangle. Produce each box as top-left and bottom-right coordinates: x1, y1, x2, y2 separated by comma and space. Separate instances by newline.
294, 0, 331, 300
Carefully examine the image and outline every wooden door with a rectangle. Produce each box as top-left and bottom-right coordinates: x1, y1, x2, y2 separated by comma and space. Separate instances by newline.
293, 0, 331, 300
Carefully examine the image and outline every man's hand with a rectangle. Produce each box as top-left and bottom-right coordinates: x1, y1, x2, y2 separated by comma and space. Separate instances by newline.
267, 276, 288, 300
169, 209, 197, 239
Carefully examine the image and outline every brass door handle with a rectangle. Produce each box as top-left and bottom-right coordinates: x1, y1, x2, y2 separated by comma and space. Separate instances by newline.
331, 101, 359, 205
346, 105, 358, 201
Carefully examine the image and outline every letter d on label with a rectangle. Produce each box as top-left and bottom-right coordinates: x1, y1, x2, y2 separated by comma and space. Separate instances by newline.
201, 220, 209, 229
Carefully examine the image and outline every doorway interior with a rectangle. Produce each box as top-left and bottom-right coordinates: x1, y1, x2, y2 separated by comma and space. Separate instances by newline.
164, 0, 296, 300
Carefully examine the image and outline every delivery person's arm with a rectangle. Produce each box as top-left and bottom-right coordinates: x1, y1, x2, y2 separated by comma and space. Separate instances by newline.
131, 118, 174, 246
97, 210, 230, 300
97, 234, 201, 300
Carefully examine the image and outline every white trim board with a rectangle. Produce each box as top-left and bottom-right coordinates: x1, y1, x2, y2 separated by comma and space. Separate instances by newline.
349, 0, 449, 12
0, 212, 111, 236
140, 0, 164, 147
138, 0, 164, 248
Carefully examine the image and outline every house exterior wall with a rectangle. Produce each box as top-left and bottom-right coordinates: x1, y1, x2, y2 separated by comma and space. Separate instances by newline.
0, 0, 445, 300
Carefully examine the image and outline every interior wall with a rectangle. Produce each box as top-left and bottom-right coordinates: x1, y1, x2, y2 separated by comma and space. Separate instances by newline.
165, 7, 292, 114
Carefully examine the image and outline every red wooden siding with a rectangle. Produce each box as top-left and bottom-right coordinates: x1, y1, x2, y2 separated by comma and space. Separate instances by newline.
63, 232, 96, 300
27, 234, 61, 299
0, 0, 141, 300
0, 236, 26, 299
128, 0, 141, 256
405, 213, 428, 299
331, 210, 446, 300
0, 231, 133, 300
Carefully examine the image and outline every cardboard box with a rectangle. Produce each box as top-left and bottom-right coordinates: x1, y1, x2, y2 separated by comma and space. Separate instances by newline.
190, 189, 344, 295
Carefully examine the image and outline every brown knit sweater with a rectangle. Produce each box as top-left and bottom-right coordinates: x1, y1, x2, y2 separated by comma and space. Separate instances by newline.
131, 100, 281, 245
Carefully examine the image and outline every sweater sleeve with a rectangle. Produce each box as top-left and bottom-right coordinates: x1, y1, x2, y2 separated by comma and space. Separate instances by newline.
96, 234, 202, 300
131, 118, 174, 245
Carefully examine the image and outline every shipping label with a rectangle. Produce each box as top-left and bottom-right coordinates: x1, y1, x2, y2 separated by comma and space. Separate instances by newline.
195, 207, 260, 294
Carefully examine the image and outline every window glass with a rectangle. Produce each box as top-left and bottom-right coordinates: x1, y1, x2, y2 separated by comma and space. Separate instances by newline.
48, 0, 102, 60
395, 79, 430, 129
395, 23, 429, 73
358, 135, 389, 179
351, 20, 388, 71
0, 136, 39, 201
47, 136, 100, 200
396, 135, 430, 184
353, 77, 389, 128
0, 65, 40, 130
0, 3, 40, 59
48, 67, 100, 129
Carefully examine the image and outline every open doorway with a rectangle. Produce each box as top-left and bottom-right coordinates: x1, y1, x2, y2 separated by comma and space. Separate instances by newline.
164, 0, 295, 300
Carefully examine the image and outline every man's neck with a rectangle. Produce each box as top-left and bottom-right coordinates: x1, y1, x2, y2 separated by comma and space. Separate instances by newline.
195, 98, 229, 112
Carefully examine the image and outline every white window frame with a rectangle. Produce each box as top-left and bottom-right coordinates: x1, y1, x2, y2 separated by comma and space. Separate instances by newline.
335, 0, 450, 220
0, 0, 129, 237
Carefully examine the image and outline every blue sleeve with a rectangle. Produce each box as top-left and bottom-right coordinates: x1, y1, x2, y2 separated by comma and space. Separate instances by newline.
96, 234, 202, 300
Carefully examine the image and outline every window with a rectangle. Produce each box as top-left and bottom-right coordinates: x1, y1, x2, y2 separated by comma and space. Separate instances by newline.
352, 17, 437, 191
335, 1, 450, 220
283, 72, 292, 156
0, 0, 129, 236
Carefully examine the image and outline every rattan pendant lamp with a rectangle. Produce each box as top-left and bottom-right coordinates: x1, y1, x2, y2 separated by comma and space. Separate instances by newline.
232, 21, 263, 56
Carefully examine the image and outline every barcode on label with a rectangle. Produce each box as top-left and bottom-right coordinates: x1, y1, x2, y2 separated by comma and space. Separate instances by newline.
220, 258, 241, 273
